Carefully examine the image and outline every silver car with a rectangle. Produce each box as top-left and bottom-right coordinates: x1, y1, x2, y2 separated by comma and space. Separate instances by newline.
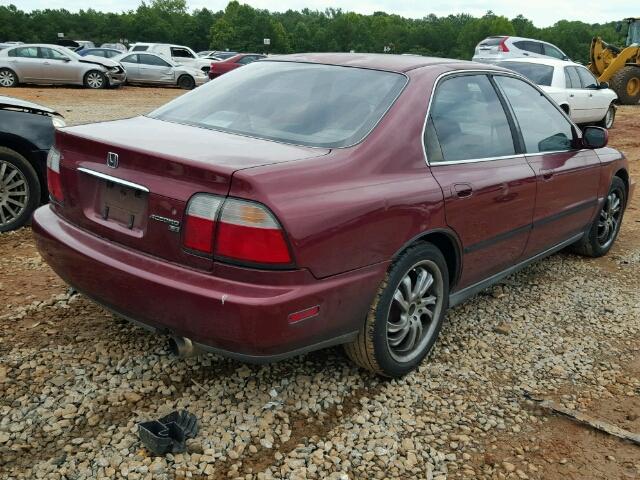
0, 44, 126, 89
113, 52, 207, 89
472, 36, 570, 64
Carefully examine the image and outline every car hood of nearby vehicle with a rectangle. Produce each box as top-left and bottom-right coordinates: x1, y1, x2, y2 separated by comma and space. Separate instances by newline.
79, 55, 120, 68
0, 95, 60, 116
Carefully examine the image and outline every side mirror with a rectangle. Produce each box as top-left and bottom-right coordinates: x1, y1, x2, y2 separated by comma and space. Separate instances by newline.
582, 126, 608, 149
599, 81, 609, 89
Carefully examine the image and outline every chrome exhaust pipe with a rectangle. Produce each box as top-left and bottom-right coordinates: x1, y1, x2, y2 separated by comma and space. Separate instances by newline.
168, 336, 200, 358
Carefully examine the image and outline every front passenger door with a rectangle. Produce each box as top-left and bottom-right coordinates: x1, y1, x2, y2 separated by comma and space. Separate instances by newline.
494, 76, 601, 256
119, 54, 141, 82
425, 74, 537, 289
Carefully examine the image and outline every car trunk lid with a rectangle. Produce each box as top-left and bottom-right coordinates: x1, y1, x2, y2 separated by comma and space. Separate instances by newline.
55, 116, 329, 270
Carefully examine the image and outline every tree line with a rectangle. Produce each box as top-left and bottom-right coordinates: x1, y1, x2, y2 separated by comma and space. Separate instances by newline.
0, 0, 625, 63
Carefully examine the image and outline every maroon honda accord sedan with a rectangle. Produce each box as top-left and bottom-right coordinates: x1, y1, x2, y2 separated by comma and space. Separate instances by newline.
32, 53, 634, 377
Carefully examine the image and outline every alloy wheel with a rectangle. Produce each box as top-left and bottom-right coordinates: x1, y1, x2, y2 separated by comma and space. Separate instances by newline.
604, 107, 614, 129
86, 72, 104, 89
386, 260, 444, 363
0, 70, 15, 87
597, 190, 622, 249
0, 160, 29, 228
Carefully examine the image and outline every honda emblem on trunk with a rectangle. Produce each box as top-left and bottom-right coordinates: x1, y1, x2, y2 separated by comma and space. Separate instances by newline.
107, 152, 119, 169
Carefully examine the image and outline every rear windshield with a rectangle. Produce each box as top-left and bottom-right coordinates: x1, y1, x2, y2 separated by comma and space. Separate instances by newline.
148, 61, 407, 148
479, 37, 505, 46
132, 45, 149, 52
499, 62, 554, 86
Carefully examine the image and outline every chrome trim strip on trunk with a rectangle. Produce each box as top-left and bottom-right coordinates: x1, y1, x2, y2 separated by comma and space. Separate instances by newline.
77, 167, 150, 193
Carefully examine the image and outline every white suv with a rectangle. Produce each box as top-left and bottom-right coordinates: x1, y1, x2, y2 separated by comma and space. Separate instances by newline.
472, 36, 570, 64
128, 43, 213, 72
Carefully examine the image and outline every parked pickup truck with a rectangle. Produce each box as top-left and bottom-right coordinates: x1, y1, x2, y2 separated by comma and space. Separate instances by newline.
128, 43, 214, 73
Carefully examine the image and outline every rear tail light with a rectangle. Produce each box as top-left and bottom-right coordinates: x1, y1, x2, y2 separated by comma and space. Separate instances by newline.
498, 37, 510, 52
216, 199, 292, 265
182, 194, 292, 267
46, 147, 64, 203
183, 194, 224, 254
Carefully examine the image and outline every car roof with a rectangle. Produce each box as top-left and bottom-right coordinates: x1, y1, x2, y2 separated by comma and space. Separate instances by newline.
495, 57, 581, 68
267, 53, 500, 73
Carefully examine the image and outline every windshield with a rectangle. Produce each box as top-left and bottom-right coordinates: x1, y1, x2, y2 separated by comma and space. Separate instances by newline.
499, 62, 554, 86
149, 61, 407, 148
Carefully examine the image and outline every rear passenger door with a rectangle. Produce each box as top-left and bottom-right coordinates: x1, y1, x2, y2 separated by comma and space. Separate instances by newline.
513, 40, 545, 58
119, 54, 141, 82
493, 76, 601, 256
424, 74, 537, 289
7, 46, 42, 80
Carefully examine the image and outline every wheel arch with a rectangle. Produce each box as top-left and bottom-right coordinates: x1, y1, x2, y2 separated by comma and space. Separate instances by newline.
0, 66, 20, 83
614, 168, 630, 203
392, 228, 462, 289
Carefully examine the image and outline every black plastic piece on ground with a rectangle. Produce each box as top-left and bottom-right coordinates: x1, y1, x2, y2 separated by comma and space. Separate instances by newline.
138, 410, 199, 455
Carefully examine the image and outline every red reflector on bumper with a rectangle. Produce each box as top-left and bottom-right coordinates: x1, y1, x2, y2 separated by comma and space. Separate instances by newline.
288, 305, 320, 324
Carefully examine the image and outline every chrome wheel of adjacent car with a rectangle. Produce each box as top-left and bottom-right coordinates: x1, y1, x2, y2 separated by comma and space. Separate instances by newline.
0, 159, 29, 228
387, 260, 444, 363
597, 190, 622, 249
85, 71, 106, 89
0, 69, 17, 87
601, 105, 616, 129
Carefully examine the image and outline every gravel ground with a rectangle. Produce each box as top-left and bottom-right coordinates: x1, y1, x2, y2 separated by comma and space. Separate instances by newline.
0, 88, 638, 480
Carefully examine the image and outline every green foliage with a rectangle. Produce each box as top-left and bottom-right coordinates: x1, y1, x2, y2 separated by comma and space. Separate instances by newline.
0, 2, 627, 61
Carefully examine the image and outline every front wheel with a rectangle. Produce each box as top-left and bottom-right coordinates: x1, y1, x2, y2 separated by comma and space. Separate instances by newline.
0, 147, 41, 232
177, 75, 196, 90
84, 70, 107, 89
573, 176, 626, 257
597, 104, 616, 129
344, 242, 449, 377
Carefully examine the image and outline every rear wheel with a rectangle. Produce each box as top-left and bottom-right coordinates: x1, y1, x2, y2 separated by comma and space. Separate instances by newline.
610, 66, 640, 105
0, 147, 41, 232
84, 70, 107, 89
178, 75, 196, 90
344, 243, 449, 377
573, 176, 626, 257
596, 104, 616, 129
0, 68, 18, 87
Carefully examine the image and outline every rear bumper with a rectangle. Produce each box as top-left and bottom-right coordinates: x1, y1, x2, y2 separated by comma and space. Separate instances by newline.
32, 205, 386, 362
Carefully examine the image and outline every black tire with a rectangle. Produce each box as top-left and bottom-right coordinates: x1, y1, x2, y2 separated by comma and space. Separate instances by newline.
573, 176, 626, 257
83, 70, 107, 89
0, 147, 41, 232
344, 242, 449, 377
596, 104, 616, 129
0, 68, 18, 87
610, 66, 640, 105
177, 75, 196, 90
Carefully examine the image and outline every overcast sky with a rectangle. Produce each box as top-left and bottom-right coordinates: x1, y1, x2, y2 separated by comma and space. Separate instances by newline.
2, 0, 632, 27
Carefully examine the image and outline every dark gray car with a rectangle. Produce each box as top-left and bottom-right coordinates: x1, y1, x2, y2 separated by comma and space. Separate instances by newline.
0, 96, 64, 231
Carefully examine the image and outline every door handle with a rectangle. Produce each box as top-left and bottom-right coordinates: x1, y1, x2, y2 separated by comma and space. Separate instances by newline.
569, 94, 574, 97
43, 61, 50, 65
453, 183, 473, 198
541, 169, 554, 180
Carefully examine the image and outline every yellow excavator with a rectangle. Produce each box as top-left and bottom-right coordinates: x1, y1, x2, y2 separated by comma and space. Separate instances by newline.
589, 17, 640, 104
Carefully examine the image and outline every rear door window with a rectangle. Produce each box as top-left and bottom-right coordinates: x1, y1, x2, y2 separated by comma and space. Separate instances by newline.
425, 74, 516, 163
10, 46, 39, 58
120, 54, 139, 64
576, 67, 599, 88
514, 41, 544, 54
495, 76, 574, 153
565, 67, 581, 88
139, 54, 171, 67
543, 44, 566, 59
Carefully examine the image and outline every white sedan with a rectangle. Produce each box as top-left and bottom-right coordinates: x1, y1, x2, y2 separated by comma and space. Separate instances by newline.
497, 58, 617, 128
